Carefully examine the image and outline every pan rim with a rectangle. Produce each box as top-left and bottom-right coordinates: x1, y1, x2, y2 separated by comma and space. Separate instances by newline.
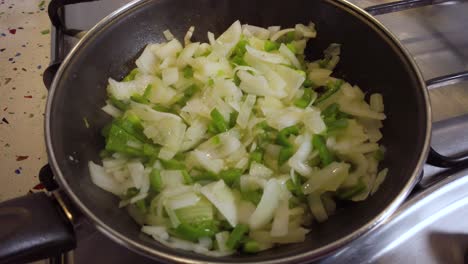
45, 0, 432, 262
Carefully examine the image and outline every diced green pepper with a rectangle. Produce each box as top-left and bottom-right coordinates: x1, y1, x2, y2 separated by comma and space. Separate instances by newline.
172, 221, 218, 242
242, 239, 260, 253
130, 94, 149, 104
321, 103, 349, 133
276, 125, 300, 147
264, 40, 280, 52
209, 108, 229, 134
286, 177, 304, 198
219, 168, 243, 186
250, 149, 264, 164
105, 125, 145, 156
183, 65, 194, 78
322, 103, 340, 120
142, 84, 153, 99
149, 169, 163, 192
230, 39, 248, 66
212, 135, 221, 145
278, 146, 295, 165
135, 199, 147, 213
152, 103, 172, 113
124, 187, 139, 199
160, 159, 186, 170
122, 68, 139, 82
233, 73, 241, 86
286, 43, 297, 54
208, 78, 214, 86
181, 170, 193, 184
226, 224, 249, 250
312, 135, 334, 167
175, 198, 214, 224
177, 84, 200, 106
241, 190, 263, 205
229, 111, 239, 128
192, 170, 219, 182
109, 96, 129, 111
294, 89, 317, 109
302, 78, 316, 88
113, 115, 147, 143
326, 118, 348, 131
336, 179, 366, 200
315, 79, 344, 104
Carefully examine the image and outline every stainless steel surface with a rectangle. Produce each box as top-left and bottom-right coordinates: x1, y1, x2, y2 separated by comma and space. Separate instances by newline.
321, 167, 468, 264
49, 0, 468, 263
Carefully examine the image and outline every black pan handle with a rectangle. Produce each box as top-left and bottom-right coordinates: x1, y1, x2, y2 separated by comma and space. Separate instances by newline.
43, 62, 62, 90
364, 1, 468, 169
48, 0, 98, 29
44, 0, 99, 90
0, 193, 76, 264
364, 0, 463, 16
424, 73, 468, 168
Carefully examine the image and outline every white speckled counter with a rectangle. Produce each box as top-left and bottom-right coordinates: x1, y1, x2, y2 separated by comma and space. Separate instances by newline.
0, 0, 50, 201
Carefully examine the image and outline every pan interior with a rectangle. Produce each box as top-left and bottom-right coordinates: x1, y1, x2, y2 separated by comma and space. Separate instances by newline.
48, 0, 428, 262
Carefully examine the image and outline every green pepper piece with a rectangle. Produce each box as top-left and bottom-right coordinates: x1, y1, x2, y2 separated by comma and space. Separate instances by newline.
326, 118, 348, 131
243, 239, 260, 253
177, 84, 200, 106
249, 149, 264, 164
219, 168, 243, 186
142, 84, 153, 99
181, 170, 193, 184
229, 111, 239, 128
209, 108, 229, 134
226, 224, 249, 250
276, 125, 300, 147
294, 89, 317, 109
278, 146, 295, 166
149, 169, 163, 192
241, 190, 263, 205
286, 43, 297, 54
105, 125, 144, 156
264, 40, 280, 52
233, 73, 241, 86
192, 170, 219, 182
315, 79, 344, 104
312, 135, 334, 167
124, 187, 139, 199
122, 68, 139, 82
152, 103, 172, 113
336, 179, 366, 200
160, 159, 186, 170
172, 221, 218, 242
230, 39, 248, 66
183, 65, 194, 78
302, 78, 316, 88
135, 199, 147, 213
109, 96, 129, 111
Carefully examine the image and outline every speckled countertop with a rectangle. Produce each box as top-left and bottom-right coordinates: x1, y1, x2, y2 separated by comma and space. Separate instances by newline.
0, 0, 51, 201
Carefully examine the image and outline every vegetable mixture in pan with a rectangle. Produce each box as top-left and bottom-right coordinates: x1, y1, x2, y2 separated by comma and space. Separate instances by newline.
89, 20, 388, 256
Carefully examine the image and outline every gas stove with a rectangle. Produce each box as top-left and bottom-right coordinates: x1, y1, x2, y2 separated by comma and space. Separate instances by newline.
45, 0, 468, 263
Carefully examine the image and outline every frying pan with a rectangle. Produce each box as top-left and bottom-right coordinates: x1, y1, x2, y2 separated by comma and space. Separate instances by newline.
1, 0, 468, 263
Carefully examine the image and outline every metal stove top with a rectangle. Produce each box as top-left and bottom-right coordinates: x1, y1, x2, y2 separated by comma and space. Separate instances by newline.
46, 0, 468, 263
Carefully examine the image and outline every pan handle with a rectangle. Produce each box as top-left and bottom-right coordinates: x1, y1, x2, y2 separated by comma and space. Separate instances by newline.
0, 192, 76, 264
425, 72, 468, 168
363, 0, 463, 16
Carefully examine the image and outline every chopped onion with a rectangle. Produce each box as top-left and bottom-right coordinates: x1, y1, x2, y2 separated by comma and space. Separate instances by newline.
163, 30, 174, 41
249, 179, 281, 230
